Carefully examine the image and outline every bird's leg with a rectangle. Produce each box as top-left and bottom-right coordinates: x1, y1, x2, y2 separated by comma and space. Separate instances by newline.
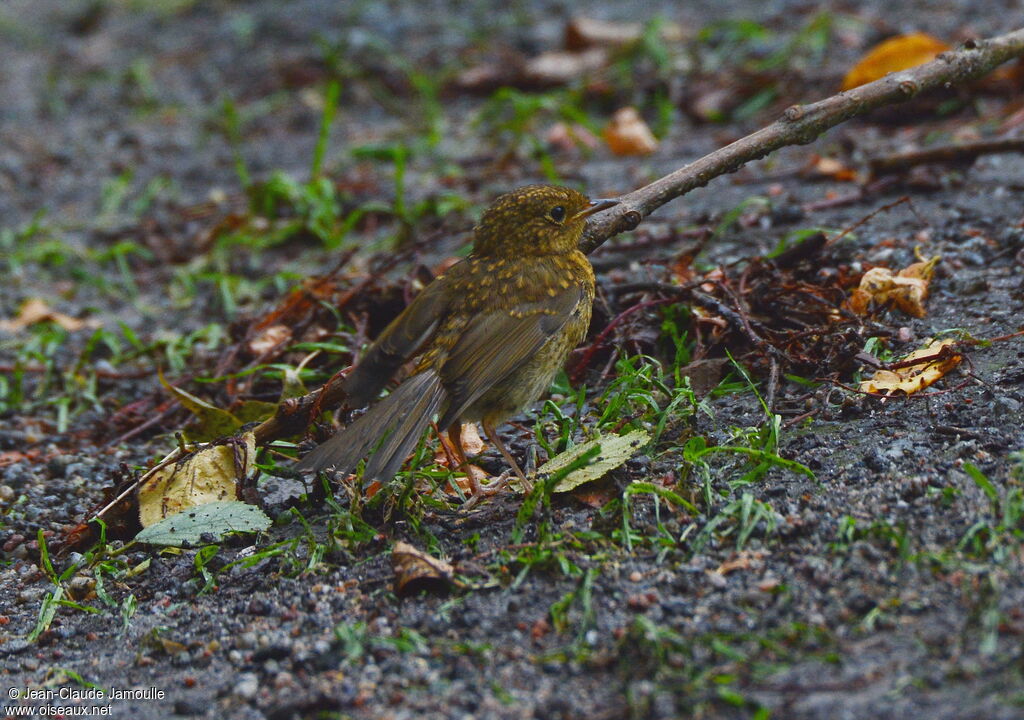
448, 422, 505, 500
433, 421, 461, 471
482, 419, 533, 494
447, 423, 468, 467
447, 421, 503, 498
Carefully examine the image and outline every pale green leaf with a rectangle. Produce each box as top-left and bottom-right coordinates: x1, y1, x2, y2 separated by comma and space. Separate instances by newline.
135, 500, 271, 547
541, 429, 651, 493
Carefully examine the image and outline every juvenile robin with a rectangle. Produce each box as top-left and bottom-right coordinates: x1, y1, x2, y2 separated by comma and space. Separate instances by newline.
296, 185, 617, 492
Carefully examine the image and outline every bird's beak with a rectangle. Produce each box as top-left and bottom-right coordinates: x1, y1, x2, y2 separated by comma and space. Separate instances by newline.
571, 198, 619, 222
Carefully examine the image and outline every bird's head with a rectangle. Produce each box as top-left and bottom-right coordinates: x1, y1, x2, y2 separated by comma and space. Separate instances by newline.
472, 185, 617, 257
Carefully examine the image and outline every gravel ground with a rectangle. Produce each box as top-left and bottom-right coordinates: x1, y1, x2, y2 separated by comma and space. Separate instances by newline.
1, 1, 1023, 719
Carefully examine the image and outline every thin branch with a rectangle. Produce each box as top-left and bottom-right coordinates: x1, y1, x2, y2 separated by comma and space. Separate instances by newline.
867, 137, 1024, 174
579, 28, 1024, 253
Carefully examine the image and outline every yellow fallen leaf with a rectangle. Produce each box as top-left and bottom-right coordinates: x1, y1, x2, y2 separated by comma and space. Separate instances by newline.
159, 369, 243, 441
842, 33, 950, 91
848, 254, 939, 318
603, 107, 658, 156
232, 400, 279, 424
137, 433, 255, 527
860, 339, 962, 396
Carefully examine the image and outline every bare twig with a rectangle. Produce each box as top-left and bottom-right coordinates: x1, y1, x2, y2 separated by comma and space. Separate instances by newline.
579, 28, 1024, 253
868, 137, 1024, 175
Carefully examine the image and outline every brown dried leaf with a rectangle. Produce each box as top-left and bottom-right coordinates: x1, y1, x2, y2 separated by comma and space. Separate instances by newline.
524, 48, 608, 85
247, 323, 291, 356
545, 122, 600, 152
603, 107, 658, 156
443, 468, 489, 496
457, 423, 485, 456
0, 450, 39, 468
841, 33, 950, 91
680, 358, 728, 399
0, 298, 92, 332
570, 480, 617, 508
859, 338, 962, 396
566, 17, 643, 50
714, 550, 765, 575
159, 638, 188, 656
391, 541, 457, 596
565, 17, 686, 51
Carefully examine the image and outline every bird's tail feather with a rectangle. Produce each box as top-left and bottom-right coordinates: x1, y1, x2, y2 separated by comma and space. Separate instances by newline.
296, 370, 445, 483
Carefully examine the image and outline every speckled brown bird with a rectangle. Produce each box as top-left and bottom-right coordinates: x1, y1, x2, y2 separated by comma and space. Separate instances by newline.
296, 185, 617, 491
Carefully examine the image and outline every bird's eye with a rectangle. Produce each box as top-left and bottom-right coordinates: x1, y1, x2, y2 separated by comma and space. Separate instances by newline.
548, 206, 566, 223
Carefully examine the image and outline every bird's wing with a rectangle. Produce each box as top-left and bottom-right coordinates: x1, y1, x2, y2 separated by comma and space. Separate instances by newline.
437, 287, 583, 428
342, 277, 450, 408
296, 368, 444, 477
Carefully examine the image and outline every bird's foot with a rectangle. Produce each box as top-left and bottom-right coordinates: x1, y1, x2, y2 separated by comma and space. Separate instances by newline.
463, 470, 512, 509
515, 473, 534, 495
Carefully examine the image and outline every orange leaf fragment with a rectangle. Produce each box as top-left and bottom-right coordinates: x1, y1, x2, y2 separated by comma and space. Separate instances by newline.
603, 107, 658, 156
842, 33, 950, 91
848, 254, 939, 318
859, 338, 962, 396
802, 154, 859, 182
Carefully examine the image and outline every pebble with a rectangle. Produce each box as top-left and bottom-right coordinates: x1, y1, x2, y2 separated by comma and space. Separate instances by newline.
62, 463, 89, 479
2, 639, 31, 656
233, 673, 259, 700
235, 632, 257, 650
17, 586, 46, 604
706, 571, 727, 589
46, 455, 75, 478
68, 576, 94, 593
995, 396, 1021, 413
173, 698, 206, 716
